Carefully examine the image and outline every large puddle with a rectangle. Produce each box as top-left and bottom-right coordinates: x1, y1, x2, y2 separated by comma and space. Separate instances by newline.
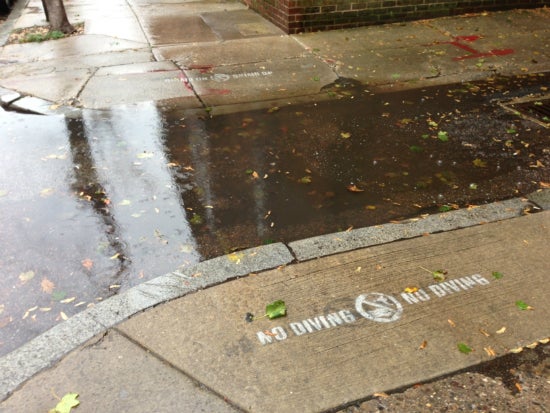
0, 73, 548, 356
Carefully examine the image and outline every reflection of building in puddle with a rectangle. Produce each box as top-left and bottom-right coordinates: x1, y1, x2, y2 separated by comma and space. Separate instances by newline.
73, 102, 199, 289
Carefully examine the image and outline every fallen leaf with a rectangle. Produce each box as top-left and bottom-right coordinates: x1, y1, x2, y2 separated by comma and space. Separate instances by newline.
340, 132, 351, 139
0, 190, 7, 197
118, 199, 131, 206
496, 327, 506, 334
448, 319, 456, 327
404, 286, 419, 293
40, 277, 55, 294
49, 392, 79, 413
299, 176, 312, 184
491, 271, 504, 279
346, 184, 364, 192
473, 158, 487, 168
373, 392, 390, 398
19, 270, 35, 283
59, 311, 68, 321
418, 340, 428, 350
457, 342, 473, 354
136, 152, 154, 159
437, 131, 449, 141
484, 347, 496, 356
515, 300, 533, 310
40, 188, 55, 197
81, 258, 93, 270
509, 347, 523, 354
266, 300, 286, 320
60, 297, 76, 304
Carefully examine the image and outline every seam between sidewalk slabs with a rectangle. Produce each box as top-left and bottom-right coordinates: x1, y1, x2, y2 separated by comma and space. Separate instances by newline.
0, 193, 547, 401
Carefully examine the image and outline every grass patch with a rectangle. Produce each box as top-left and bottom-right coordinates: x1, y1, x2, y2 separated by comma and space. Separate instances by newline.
20, 30, 66, 43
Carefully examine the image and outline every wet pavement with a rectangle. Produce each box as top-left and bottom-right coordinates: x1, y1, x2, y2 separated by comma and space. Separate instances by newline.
1, 72, 548, 357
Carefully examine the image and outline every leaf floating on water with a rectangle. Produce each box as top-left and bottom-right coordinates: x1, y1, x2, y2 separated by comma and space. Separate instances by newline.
136, 151, 154, 159
49, 392, 80, 413
347, 184, 364, 193
473, 158, 487, 168
19, 271, 35, 283
437, 131, 449, 141
266, 300, 286, 320
457, 342, 473, 354
40, 277, 55, 294
81, 259, 93, 270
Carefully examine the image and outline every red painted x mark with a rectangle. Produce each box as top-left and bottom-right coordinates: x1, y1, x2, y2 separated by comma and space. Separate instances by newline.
433, 35, 514, 61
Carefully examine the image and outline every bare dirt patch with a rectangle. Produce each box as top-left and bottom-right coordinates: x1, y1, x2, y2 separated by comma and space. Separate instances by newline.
6, 22, 83, 44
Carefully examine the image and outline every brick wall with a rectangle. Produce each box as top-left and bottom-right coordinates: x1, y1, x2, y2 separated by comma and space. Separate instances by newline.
241, 0, 550, 34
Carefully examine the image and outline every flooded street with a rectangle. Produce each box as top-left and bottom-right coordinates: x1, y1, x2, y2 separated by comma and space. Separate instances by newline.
1, 73, 548, 356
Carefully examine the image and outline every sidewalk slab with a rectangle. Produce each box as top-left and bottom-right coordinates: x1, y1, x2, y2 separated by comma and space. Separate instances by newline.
154, 36, 308, 68
184, 57, 337, 107
118, 211, 549, 412
0, 331, 239, 413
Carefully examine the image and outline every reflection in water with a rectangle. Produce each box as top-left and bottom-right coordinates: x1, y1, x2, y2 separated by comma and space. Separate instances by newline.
0, 103, 199, 357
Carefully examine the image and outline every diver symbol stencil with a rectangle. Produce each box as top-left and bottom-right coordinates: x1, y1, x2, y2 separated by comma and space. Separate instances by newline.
355, 292, 403, 323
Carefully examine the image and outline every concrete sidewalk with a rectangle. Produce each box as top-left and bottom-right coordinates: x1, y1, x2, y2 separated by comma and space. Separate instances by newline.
0, 1, 549, 411
1, 1, 549, 114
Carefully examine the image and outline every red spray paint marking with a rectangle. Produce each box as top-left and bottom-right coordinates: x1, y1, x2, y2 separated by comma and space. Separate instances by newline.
178, 71, 194, 92
204, 88, 231, 95
186, 64, 214, 73
434, 35, 514, 61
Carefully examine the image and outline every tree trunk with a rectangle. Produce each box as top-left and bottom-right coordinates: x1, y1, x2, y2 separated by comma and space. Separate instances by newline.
43, 0, 74, 34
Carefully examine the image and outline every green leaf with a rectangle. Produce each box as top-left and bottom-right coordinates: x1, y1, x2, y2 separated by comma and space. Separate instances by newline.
51, 291, 67, 302
409, 145, 423, 153
432, 270, 446, 282
491, 271, 504, 280
51, 393, 79, 413
439, 205, 452, 212
265, 300, 286, 320
469, 183, 478, 190
421, 134, 429, 139
190, 213, 203, 225
437, 131, 449, 142
299, 176, 312, 184
515, 300, 533, 310
506, 128, 517, 134
457, 342, 473, 354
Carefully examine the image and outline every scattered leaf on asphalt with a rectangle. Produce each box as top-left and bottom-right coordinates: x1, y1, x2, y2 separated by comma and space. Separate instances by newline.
457, 342, 473, 354
515, 300, 533, 310
420, 266, 446, 281
49, 392, 80, 413
404, 286, 419, 293
266, 300, 286, 319
19, 271, 35, 283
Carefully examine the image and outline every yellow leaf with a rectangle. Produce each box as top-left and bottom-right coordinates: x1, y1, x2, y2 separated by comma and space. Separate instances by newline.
340, 132, 351, 139
404, 286, 419, 293
41, 278, 55, 294
346, 184, 364, 192
19, 271, 35, 283
40, 188, 55, 197
228, 252, 244, 264
60, 297, 76, 304
59, 311, 68, 321
473, 158, 487, 168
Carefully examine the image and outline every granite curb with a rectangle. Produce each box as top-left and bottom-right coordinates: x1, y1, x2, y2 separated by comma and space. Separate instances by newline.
1, 189, 548, 401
